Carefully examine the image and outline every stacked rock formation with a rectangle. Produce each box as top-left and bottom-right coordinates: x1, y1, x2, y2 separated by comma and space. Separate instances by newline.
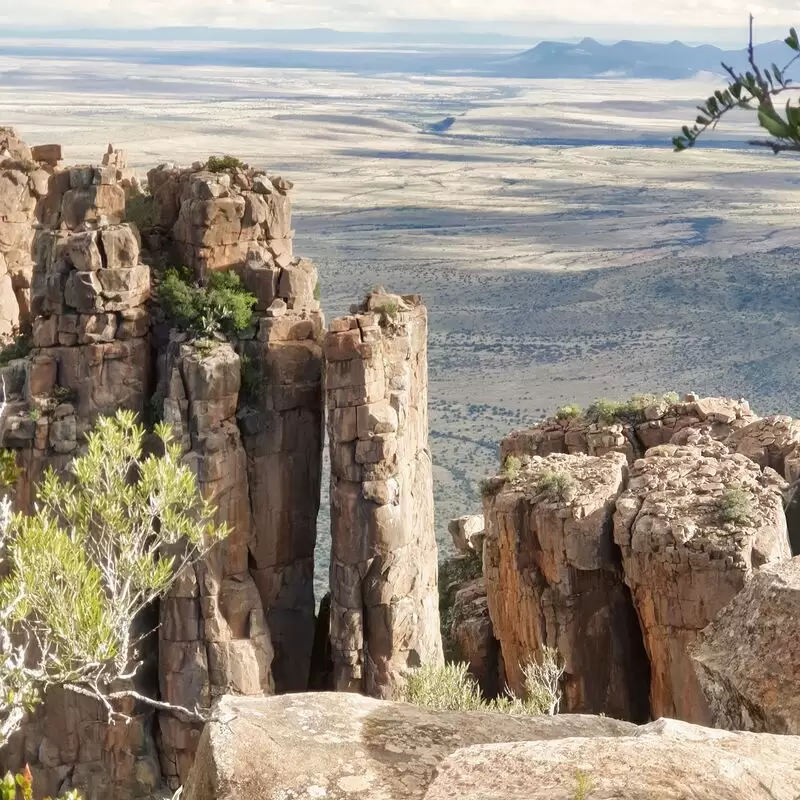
484, 452, 650, 720
0, 127, 64, 336
614, 437, 790, 724
502, 395, 758, 464
157, 340, 274, 786
325, 289, 442, 697
147, 163, 293, 277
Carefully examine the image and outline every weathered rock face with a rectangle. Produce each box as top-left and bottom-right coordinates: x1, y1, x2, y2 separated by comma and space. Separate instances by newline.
449, 514, 485, 555
424, 718, 800, 800
614, 438, 791, 725
238, 300, 325, 693
484, 452, 650, 721
147, 164, 293, 277
182, 693, 635, 800
2, 686, 161, 800
501, 395, 759, 465
325, 290, 442, 698
449, 578, 504, 699
156, 339, 275, 787
724, 415, 800, 477
691, 556, 800, 735
0, 128, 60, 334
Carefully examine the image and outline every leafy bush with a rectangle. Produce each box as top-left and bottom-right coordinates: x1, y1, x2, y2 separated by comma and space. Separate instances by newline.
403, 647, 565, 716
124, 191, 156, 230
556, 404, 582, 420
716, 486, 753, 525
1, 766, 79, 800
662, 391, 681, 405
158, 268, 256, 338
479, 477, 502, 498
206, 155, 246, 172
536, 470, 575, 504
0, 451, 20, 490
585, 398, 626, 425
0, 410, 228, 743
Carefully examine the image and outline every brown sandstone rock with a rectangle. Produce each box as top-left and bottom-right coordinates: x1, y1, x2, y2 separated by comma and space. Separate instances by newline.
613, 438, 791, 724
182, 693, 635, 800
484, 451, 649, 720
691, 556, 800, 734
326, 291, 443, 698
724, 415, 800, 477
449, 514, 485, 554
424, 718, 800, 800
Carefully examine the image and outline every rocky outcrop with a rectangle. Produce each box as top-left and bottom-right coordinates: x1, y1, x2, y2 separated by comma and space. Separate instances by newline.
237, 274, 325, 693
449, 578, 504, 698
325, 289, 442, 698
724, 415, 800, 477
691, 556, 800, 734
502, 395, 758, 464
182, 693, 635, 800
157, 339, 274, 787
425, 718, 800, 800
484, 452, 650, 721
448, 514, 485, 554
614, 438, 791, 725
147, 164, 293, 277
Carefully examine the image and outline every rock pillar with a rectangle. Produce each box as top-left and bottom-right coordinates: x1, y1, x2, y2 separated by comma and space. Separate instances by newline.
325, 289, 442, 698
483, 451, 650, 721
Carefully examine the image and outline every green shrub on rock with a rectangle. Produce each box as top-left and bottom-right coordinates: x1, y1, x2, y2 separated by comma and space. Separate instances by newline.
716, 486, 753, 525
158, 267, 256, 338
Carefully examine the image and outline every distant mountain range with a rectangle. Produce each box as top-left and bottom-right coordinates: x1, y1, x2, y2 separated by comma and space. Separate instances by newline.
0, 27, 797, 80
489, 37, 796, 79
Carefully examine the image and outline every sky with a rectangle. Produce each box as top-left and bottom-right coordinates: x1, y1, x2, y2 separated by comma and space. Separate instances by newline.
0, 0, 799, 43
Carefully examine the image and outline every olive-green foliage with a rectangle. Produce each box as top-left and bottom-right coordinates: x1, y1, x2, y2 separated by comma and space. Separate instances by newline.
573, 771, 592, 800
0, 451, 20, 489
536, 470, 575, 503
716, 486, 753, 525
206, 155, 246, 173
556, 404, 582, 420
124, 191, 156, 230
502, 455, 522, 479
404, 647, 564, 715
674, 22, 800, 153
0, 410, 228, 685
314, 280, 321, 301
2, 767, 80, 800
158, 267, 256, 338
585, 393, 678, 425
0, 332, 31, 367
439, 554, 483, 661
662, 391, 681, 405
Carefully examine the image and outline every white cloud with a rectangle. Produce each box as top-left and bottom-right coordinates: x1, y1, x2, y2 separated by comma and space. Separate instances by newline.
1, 0, 799, 31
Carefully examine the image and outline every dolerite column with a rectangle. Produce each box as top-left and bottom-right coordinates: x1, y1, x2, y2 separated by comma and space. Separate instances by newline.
325, 289, 443, 698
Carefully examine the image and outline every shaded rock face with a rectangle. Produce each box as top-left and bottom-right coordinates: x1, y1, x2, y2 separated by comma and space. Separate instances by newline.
449, 578, 505, 699
484, 452, 650, 721
182, 693, 636, 800
425, 718, 800, 800
614, 438, 791, 725
691, 557, 800, 735
147, 164, 293, 278
238, 306, 325, 693
156, 339, 275, 787
325, 291, 442, 698
501, 395, 758, 465
449, 514, 485, 555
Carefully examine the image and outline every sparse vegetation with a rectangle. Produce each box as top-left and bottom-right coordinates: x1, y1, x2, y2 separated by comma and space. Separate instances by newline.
124, 190, 156, 230
0, 451, 19, 490
439, 553, 483, 660
373, 299, 399, 323
313, 280, 321, 301
206, 155, 246, 172
502, 455, 522, 480
157, 267, 256, 338
556, 404, 582, 420
716, 486, 753, 525
573, 771, 592, 800
584, 392, 680, 425
0, 331, 31, 367
535, 470, 575, 504
239, 352, 260, 402
585, 398, 626, 425
662, 391, 681, 405
403, 647, 565, 716
479, 477, 503, 499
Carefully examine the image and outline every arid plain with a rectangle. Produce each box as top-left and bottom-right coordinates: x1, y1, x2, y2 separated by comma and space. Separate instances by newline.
3, 46, 799, 579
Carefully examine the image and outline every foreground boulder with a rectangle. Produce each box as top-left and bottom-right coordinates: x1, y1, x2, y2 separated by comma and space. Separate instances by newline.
425, 718, 800, 800
182, 693, 634, 800
691, 557, 800, 734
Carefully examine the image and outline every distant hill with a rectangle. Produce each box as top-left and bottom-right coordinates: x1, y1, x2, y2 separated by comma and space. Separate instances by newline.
489, 37, 797, 79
